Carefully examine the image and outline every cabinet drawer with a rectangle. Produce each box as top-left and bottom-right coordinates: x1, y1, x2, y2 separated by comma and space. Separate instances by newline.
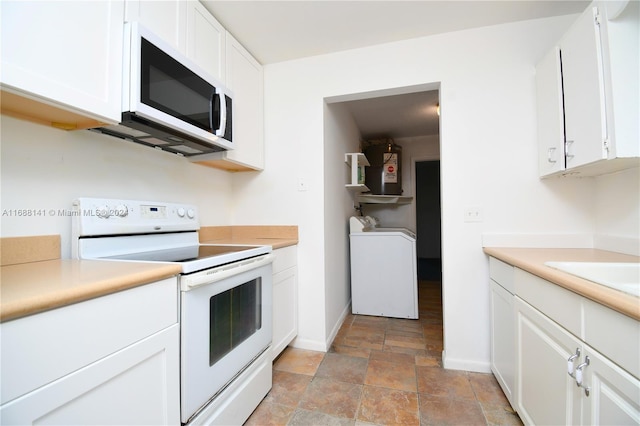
515, 269, 582, 338
0, 277, 178, 405
273, 246, 297, 275
583, 298, 640, 379
490, 257, 515, 293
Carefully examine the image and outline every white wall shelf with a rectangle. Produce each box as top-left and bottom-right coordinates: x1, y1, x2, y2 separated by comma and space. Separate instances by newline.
355, 194, 413, 204
345, 153, 369, 191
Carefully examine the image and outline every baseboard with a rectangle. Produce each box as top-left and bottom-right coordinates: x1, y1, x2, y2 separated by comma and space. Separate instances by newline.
290, 336, 328, 352
325, 301, 351, 350
442, 350, 491, 373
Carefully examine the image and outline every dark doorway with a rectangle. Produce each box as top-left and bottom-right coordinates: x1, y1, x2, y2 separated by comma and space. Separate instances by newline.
416, 160, 441, 281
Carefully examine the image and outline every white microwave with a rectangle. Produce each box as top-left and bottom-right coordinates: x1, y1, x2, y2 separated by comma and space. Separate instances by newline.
93, 22, 233, 156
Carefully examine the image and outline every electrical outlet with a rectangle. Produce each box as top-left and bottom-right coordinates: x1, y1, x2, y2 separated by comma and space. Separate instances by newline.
464, 206, 483, 222
298, 178, 309, 191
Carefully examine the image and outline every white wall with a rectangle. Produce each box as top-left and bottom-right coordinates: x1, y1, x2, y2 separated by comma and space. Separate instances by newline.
233, 14, 606, 370
594, 167, 640, 255
323, 102, 362, 348
0, 116, 233, 257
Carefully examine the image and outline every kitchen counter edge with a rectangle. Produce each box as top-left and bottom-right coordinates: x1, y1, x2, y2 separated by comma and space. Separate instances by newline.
483, 247, 639, 321
0, 260, 181, 323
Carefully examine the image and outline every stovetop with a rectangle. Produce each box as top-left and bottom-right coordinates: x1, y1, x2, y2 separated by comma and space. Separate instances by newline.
105, 245, 262, 263
72, 197, 271, 274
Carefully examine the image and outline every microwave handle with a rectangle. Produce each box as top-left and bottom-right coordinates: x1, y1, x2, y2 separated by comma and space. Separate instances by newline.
210, 91, 221, 134
217, 88, 227, 137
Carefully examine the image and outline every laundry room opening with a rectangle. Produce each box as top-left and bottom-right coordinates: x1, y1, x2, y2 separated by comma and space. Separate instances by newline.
324, 81, 444, 326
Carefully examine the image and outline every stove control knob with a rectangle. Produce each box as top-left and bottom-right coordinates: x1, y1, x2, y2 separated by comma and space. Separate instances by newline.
96, 205, 111, 219
114, 204, 128, 217
187, 209, 195, 219
177, 207, 186, 217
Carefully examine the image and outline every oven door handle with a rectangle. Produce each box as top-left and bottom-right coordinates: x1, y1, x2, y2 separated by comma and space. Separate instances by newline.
182, 253, 275, 290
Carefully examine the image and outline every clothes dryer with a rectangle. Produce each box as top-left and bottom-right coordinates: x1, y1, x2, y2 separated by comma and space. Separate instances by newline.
349, 216, 418, 319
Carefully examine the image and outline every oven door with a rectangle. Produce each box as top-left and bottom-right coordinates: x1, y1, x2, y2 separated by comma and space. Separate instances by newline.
180, 255, 273, 424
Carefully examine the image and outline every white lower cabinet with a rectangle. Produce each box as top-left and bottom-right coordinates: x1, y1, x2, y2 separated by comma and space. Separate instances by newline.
489, 258, 516, 407
583, 345, 640, 425
0, 277, 180, 425
513, 273, 640, 425
516, 297, 583, 425
271, 246, 298, 360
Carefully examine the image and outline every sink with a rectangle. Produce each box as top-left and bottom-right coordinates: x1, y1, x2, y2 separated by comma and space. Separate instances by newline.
544, 262, 640, 297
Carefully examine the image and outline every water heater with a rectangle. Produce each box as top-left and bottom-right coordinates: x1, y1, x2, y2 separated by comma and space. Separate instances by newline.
364, 142, 403, 195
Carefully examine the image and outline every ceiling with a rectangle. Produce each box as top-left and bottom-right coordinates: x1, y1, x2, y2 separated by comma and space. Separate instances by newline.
202, 1, 588, 139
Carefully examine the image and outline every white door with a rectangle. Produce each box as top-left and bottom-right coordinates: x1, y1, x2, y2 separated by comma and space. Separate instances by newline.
535, 46, 566, 176
0, 326, 180, 425
560, 5, 608, 169
515, 298, 582, 425
581, 346, 640, 425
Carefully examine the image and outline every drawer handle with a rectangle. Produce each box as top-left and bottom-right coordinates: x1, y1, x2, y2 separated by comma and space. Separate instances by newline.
575, 356, 591, 397
567, 347, 581, 378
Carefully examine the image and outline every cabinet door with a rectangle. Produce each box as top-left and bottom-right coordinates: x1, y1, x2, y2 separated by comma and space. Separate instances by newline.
490, 280, 515, 407
224, 33, 265, 170
535, 46, 566, 177
560, 5, 608, 169
582, 346, 640, 425
125, 0, 186, 52
272, 267, 298, 360
515, 297, 582, 425
186, 2, 226, 82
0, 325, 180, 425
0, 1, 124, 123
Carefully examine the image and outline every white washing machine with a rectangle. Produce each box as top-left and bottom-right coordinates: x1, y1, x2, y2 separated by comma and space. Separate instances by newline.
349, 216, 418, 319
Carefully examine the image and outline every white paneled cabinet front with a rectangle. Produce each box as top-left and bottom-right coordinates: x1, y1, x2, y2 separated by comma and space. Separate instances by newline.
192, 33, 265, 171
185, 1, 226, 82
515, 297, 583, 425
560, 5, 608, 170
0, 278, 180, 425
513, 269, 640, 425
271, 246, 298, 360
124, 0, 187, 52
0, 0, 124, 123
535, 1, 639, 177
489, 258, 516, 408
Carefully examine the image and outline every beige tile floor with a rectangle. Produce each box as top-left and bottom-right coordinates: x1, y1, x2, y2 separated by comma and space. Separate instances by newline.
246, 281, 522, 425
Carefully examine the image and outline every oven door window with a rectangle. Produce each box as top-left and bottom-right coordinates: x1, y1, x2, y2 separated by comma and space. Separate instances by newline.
140, 38, 215, 132
209, 278, 262, 366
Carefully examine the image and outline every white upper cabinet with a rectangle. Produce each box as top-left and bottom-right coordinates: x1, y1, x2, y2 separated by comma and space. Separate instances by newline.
222, 33, 265, 170
186, 2, 226, 82
124, 0, 187, 52
191, 32, 265, 171
0, 1, 125, 127
535, 1, 639, 177
560, 5, 608, 170
536, 47, 565, 176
